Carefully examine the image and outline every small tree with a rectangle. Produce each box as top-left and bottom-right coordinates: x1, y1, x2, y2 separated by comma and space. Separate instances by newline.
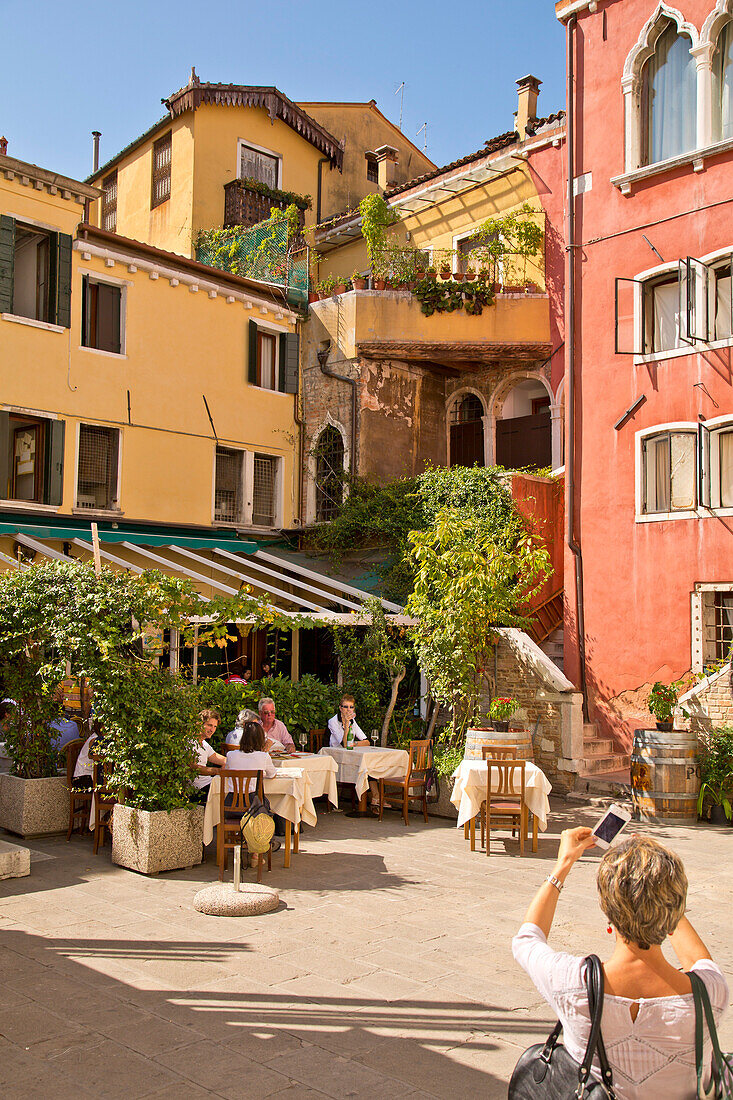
407, 509, 551, 736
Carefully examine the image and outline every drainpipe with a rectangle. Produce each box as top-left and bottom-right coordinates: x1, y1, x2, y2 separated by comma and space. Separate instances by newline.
317, 341, 357, 474
566, 14, 588, 718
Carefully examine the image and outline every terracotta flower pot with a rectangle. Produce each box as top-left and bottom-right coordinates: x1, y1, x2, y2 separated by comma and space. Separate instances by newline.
308, 291, 319, 303
334, 284, 347, 295
426, 272, 437, 280
465, 272, 476, 281
353, 278, 367, 290
440, 270, 452, 280
374, 278, 386, 291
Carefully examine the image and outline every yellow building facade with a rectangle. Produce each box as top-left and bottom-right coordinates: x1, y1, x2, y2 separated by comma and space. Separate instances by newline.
0, 153, 301, 548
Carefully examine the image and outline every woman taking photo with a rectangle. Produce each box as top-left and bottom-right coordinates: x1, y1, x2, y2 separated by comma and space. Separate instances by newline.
513, 828, 728, 1099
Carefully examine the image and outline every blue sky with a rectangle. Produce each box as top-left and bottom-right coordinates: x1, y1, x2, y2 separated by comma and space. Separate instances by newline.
1, 1, 566, 181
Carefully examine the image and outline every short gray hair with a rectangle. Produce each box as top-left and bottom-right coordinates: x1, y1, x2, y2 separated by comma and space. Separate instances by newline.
236, 708, 259, 728
258, 697, 275, 713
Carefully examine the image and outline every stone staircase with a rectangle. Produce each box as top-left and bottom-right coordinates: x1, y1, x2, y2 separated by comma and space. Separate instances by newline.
578, 722, 630, 778
539, 626, 564, 674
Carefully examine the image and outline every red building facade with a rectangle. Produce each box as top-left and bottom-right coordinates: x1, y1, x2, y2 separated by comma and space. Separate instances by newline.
558, 0, 733, 748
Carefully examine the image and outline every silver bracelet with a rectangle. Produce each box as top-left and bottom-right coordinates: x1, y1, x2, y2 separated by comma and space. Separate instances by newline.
547, 873, 564, 893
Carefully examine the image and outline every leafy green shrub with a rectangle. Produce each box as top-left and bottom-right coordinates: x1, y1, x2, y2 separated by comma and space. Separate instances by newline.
196, 675, 341, 747
697, 728, 733, 820
433, 739, 464, 780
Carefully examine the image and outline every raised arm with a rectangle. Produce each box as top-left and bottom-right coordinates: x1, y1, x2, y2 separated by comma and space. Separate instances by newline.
668, 916, 713, 970
522, 827, 597, 938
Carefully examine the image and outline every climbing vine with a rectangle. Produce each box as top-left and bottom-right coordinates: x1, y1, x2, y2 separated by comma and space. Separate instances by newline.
413, 274, 494, 317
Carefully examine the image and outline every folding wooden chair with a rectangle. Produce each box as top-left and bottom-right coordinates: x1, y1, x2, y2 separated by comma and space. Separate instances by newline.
217, 769, 271, 883
63, 738, 92, 840
379, 739, 432, 826
482, 758, 527, 856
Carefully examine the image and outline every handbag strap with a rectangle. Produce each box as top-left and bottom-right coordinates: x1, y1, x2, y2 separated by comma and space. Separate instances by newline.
581, 955, 616, 1098
690, 970, 732, 1100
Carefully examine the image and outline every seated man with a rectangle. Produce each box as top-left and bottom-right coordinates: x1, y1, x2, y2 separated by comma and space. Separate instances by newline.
49, 684, 80, 750
73, 730, 98, 788
258, 697, 295, 753
192, 709, 226, 802
328, 695, 368, 748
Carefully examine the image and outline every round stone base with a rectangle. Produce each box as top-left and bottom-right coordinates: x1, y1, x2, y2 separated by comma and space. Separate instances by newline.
193, 882, 280, 917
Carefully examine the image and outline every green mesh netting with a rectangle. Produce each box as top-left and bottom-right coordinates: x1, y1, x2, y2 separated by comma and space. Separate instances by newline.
195, 217, 309, 308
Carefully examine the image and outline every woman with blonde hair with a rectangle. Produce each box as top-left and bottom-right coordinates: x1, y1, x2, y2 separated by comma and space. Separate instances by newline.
513, 827, 728, 1099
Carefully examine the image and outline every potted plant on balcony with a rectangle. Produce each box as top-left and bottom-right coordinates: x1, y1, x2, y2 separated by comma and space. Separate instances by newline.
464, 266, 476, 282
352, 270, 367, 291
696, 728, 733, 824
425, 266, 437, 281
316, 275, 337, 299
647, 681, 684, 732
487, 696, 519, 732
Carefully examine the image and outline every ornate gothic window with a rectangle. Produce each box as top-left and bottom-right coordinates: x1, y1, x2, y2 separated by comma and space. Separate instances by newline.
642, 21, 696, 165
315, 426, 345, 522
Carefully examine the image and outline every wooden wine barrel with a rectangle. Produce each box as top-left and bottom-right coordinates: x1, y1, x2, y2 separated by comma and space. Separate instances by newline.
464, 727, 534, 762
630, 728, 700, 824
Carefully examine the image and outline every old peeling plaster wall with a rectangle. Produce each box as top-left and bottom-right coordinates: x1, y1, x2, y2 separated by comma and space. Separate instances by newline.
360, 358, 446, 478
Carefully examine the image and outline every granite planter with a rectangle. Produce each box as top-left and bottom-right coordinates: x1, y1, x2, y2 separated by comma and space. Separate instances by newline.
0, 774, 68, 837
112, 803, 204, 875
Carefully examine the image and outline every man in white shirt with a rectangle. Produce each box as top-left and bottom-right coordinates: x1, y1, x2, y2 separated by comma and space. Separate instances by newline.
193, 709, 226, 800
328, 695, 368, 748
258, 698, 296, 753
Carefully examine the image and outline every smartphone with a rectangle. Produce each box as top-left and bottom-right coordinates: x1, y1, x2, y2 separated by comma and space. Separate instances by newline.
592, 803, 632, 849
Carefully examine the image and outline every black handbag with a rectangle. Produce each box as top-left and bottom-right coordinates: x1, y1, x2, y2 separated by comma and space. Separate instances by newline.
690, 970, 733, 1099
509, 954, 616, 1099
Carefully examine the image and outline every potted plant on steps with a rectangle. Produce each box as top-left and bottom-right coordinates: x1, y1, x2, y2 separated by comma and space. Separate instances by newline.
697, 728, 733, 825
97, 665, 206, 875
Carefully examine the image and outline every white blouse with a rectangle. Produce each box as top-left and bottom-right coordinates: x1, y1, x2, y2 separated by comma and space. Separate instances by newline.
224, 749, 276, 794
513, 923, 729, 1100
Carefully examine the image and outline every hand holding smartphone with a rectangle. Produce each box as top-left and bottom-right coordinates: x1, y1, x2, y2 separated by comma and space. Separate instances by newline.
592, 802, 632, 849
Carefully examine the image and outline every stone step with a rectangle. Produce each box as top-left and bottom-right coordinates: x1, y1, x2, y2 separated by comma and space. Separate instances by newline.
579, 753, 631, 776
583, 738, 615, 756
569, 769, 633, 805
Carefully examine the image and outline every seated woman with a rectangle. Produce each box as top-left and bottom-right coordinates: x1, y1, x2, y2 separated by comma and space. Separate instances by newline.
327, 695, 368, 748
224, 720, 280, 857
72, 730, 98, 789
225, 708, 260, 747
513, 828, 729, 1099
192, 709, 226, 802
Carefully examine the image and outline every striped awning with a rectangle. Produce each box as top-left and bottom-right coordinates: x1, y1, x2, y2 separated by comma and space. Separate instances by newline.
0, 527, 411, 625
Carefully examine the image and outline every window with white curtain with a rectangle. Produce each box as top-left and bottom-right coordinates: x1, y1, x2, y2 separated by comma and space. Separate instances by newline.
714, 21, 733, 142
715, 267, 733, 340
642, 22, 696, 165
645, 277, 682, 352
642, 431, 696, 513
709, 425, 733, 509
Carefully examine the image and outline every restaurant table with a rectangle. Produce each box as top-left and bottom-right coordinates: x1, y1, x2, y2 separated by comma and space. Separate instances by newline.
203, 769, 317, 868
319, 744, 409, 807
270, 751, 338, 806
450, 758, 552, 852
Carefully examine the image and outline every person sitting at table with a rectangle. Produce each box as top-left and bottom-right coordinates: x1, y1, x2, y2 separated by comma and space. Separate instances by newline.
328, 695, 368, 748
258, 697, 296, 753
73, 730, 98, 789
224, 720, 281, 855
260, 660, 272, 678
48, 684, 80, 749
225, 708, 260, 747
192, 709, 226, 803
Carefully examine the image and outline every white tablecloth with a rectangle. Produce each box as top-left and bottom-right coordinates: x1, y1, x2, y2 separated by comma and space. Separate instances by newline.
450, 759, 552, 830
319, 745, 409, 799
273, 752, 338, 805
203, 769, 317, 846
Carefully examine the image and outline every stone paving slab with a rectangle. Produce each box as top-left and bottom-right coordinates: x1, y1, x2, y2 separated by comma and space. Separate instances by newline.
1, 798, 732, 1097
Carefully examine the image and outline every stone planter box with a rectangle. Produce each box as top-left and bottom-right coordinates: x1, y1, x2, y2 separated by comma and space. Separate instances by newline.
429, 778, 458, 820
0, 774, 68, 837
112, 803, 204, 875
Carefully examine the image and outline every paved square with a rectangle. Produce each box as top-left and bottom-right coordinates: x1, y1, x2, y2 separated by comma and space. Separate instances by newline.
1, 800, 731, 1098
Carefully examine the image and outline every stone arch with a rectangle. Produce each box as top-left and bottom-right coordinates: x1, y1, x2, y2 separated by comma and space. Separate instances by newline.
488, 370, 557, 470
622, 4, 699, 84
305, 413, 350, 526
446, 387, 489, 468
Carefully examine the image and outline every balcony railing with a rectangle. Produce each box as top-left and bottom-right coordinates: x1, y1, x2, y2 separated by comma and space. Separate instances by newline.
196, 214, 309, 309
223, 179, 307, 232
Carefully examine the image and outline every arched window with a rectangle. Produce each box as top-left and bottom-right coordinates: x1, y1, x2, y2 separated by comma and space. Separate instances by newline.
314, 426, 344, 522
714, 21, 733, 142
642, 22, 696, 164
449, 395, 485, 468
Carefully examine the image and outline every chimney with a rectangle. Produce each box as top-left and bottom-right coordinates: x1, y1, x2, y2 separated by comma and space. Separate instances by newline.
0, 137, 7, 156
516, 75, 541, 140
92, 131, 101, 173
374, 145, 399, 190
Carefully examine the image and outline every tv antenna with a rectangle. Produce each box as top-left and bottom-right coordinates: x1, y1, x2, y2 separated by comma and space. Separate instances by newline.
416, 121, 428, 151
395, 82, 405, 130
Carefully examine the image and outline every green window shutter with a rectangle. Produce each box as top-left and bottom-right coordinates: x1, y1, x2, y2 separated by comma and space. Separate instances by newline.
0, 411, 9, 499
44, 420, 65, 506
0, 215, 15, 314
56, 233, 72, 328
278, 333, 287, 392
248, 319, 258, 384
282, 332, 299, 394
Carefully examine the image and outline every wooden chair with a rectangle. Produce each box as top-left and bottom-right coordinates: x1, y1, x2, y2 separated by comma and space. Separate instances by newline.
379, 739, 432, 826
309, 729, 325, 753
481, 744, 518, 760
91, 758, 117, 855
63, 738, 93, 840
217, 769, 271, 883
481, 758, 527, 856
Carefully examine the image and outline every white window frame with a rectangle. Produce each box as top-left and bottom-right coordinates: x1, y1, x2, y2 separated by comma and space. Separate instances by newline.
627, 250, 733, 365
251, 317, 286, 393
72, 422, 123, 516
212, 446, 283, 529
635, 422, 699, 522
236, 138, 282, 189
79, 272, 128, 358
691, 580, 733, 671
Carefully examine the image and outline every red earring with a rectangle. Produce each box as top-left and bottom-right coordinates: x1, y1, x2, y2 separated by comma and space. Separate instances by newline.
607, 925, 613, 934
